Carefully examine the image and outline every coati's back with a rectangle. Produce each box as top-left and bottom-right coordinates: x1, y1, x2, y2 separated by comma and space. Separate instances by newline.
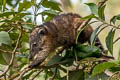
29, 13, 102, 68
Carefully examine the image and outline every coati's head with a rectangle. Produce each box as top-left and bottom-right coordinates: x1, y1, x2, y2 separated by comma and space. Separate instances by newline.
29, 25, 55, 68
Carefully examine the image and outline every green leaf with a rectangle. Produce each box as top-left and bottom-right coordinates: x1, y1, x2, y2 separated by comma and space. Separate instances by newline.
75, 45, 101, 59
40, 10, 59, 22
18, 1, 33, 12
39, 10, 58, 16
0, 12, 17, 17
0, 0, 2, 11
42, 0, 62, 11
110, 14, 120, 24
61, 70, 84, 80
86, 72, 109, 80
11, 13, 31, 21
44, 16, 53, 22
90, 27, 100, 45
85, 3, 98, 16
0, 53, 7, 65
0, 12, 31, 23
3, 0, 6, 11
46, 54, 63, 66
0, 31, 11, 46
98, 5, 106, 20
91, 62, 117, 77
106, 29, 115, 55
0, 12, 30, 18
0, 0, 2, 5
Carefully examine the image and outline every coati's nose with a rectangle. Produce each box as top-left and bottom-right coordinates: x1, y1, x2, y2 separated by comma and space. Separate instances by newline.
32, 42, 37, 47
29, 42, 37, 60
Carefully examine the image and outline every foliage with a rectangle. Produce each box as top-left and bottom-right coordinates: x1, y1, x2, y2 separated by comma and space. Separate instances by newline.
0, 0, 120, 80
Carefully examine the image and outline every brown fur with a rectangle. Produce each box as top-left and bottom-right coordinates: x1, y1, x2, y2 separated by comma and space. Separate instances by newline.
29, 13, 101, 68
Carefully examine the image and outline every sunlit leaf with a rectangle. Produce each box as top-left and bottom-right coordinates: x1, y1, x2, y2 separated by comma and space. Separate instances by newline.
3, 0, 6, 11
18, 1, 34, 12
12, 13, 31, 21
0, 12, 17, 17
91, 62, 117, 77
98, 5, 106, 20
90, 27, 100, 45
39, 10, 58, 16
0, 0, 2, 11
43, 16, 53, 22
85, 3, 98, 16
0, 31, 11, 46
39, 10, 59, 22
0, 12, 31, 21
42, 0, 62, 11
106, 29, 115, 55
110, 14, 120, 24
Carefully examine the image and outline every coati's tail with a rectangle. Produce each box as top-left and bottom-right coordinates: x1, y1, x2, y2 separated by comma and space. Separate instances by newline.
94, 37, 114, 59
94, 37, 105, 53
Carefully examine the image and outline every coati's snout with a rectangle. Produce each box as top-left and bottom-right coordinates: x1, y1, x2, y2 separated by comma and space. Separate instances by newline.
29, 26, 54, 67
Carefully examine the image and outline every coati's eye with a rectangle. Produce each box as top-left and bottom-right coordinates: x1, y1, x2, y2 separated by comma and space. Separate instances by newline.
33, 42, 37, 47
38, 29, 45, 35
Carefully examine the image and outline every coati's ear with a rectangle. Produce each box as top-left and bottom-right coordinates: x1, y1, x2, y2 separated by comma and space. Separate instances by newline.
38, 28, 47, 36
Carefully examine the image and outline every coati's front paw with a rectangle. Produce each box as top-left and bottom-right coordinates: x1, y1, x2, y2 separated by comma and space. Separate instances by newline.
29, 57, 46, 68
29, 60, 40, 68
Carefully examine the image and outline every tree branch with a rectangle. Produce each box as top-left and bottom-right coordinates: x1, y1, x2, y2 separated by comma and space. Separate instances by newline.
30, 69, 43, 80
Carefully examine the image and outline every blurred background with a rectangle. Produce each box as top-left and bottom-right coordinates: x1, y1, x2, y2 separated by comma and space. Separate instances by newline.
0, 0, 120, 79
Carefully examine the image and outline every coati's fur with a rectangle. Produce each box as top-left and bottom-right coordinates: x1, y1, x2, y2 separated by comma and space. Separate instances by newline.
29, 13, 104, 67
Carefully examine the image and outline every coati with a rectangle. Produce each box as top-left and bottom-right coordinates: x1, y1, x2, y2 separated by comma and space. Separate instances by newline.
29, 13, 105, 68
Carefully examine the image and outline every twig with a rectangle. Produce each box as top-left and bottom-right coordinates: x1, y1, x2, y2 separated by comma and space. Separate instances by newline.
113, 37, 120, 44
45, 69, 48, 80
30, 69, 43, 80
12, 22, 36, 26
49, 67, 58, 80
100, 20, 120, 29
98, 0, 108, 8
8, 27, 14, 33
8, 66, 29, 80
0, 23, 23, 78
0, 49, 12, 54
66, 68, 69, 80
9, 72, 21, 80
17, 67, 31, 80
58, 65, 67, 73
